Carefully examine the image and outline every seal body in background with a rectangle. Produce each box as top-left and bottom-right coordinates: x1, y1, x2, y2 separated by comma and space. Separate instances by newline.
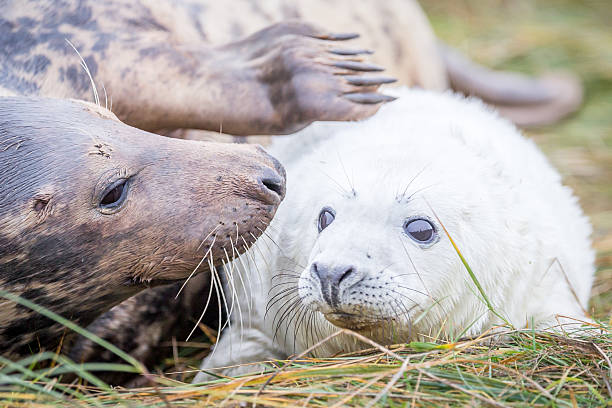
197, 88, 594, 379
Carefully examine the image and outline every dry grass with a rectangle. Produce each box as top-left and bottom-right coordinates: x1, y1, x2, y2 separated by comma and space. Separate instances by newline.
1, 325, 610, 407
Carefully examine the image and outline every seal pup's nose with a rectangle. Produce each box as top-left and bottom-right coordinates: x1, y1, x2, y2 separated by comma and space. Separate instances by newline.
312, 262, 358, 307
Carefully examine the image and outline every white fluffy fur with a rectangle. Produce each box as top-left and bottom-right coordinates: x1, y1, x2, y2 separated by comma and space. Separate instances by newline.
195, 88, 594, 381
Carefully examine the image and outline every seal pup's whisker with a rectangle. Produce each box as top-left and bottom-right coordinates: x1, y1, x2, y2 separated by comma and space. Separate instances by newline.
387, 293, 413, 317
335, 149, 356, 196
396, 163, 432, 202
409, 186, 440, 206
271, 273, 300, 281
398, 235, 433, 300
265, 289, 299, 319
316, 167, 351, 196
271, 296, 301, 342
271, 270, 302, 278
292, 303, 312, 353
196, 88, 594, 380
280, 299, 306, 346
392, 272, 419, 278
268, 280, 299, 294
394, 285, 433, 300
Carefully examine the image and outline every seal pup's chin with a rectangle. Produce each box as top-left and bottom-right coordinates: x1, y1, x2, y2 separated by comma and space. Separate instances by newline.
324, 312, 392, 331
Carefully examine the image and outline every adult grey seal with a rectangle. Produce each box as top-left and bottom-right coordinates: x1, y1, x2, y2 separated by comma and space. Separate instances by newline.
0, 97, 285, 357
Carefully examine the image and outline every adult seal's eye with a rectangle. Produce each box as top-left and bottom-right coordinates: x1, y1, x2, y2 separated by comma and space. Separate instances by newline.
99, 179, 128, 210
404, 218, 436, 244
318, 208, 335, 232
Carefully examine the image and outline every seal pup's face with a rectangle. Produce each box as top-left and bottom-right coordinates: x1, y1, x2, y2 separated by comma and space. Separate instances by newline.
288, 122, 482, 345
0, 97, 285, 354
295, 171, 449, 342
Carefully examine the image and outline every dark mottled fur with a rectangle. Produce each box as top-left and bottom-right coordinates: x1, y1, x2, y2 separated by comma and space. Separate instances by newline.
69, 273, 218, 385
1, 0, 393, 133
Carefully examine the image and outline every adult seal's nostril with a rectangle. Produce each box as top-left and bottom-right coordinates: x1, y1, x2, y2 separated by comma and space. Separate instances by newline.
255, 145, 286, 180
312, 263, 356, 307
258, 167, 286, 203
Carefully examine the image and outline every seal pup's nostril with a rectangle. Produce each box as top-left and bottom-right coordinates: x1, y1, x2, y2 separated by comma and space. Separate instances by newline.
337, 267, 354, 286
312, 263, 357, 307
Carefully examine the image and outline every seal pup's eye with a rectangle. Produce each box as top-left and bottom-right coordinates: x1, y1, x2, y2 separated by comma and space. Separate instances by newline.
99, 179, 128, 210
318, 208, 335, 232
404, 218, 436, 244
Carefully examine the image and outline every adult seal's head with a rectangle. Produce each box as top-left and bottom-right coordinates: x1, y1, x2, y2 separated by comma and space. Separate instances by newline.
0, 96, 285, 357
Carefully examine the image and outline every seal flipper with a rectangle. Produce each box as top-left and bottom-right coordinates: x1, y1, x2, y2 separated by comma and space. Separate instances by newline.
440, 44, 583, 127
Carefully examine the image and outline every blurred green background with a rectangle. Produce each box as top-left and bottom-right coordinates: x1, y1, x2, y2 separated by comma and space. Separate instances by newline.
420, 0, 611, 319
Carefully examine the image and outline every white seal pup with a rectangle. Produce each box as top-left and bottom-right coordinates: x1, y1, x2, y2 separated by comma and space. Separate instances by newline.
195, 88, 594, 380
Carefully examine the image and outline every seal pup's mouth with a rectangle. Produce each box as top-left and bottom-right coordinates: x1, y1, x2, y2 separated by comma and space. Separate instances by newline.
324, 311, 391, 331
